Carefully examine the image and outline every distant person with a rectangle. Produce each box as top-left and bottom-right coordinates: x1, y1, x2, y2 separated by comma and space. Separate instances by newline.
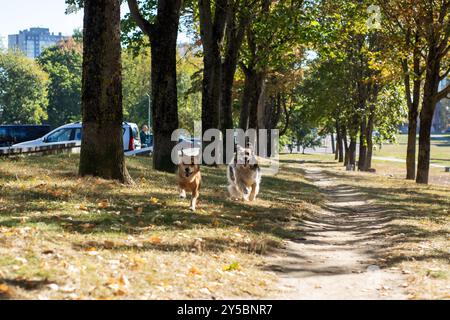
140, 125, 152, 148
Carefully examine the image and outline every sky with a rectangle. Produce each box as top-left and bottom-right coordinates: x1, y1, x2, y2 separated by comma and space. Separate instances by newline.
0, 0, 83, 43
0, 0, 189, 48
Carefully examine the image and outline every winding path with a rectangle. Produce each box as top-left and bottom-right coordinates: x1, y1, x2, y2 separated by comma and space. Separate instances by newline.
267, 166, 408, 299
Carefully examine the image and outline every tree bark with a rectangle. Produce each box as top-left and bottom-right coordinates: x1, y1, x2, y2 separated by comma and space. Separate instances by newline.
342, 127, 349, 165
239, 65, 264, 130
358, 119, 367, 171
79, 0, 132, 184
331, 131, 335, 155
402, 33, 422, 180
348, 135, 357, 168
220, 1, 249, 163
416, 46, 440, 184
199, 0, 229, 135
127, 0, 182, 173
364, 105, 375, 170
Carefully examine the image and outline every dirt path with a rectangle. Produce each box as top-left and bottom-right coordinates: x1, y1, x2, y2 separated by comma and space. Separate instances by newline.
267, 166, 408, 299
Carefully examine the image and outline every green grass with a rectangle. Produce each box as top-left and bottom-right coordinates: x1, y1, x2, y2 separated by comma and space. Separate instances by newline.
373, 134, 450, 166
1, 153, 449, 299
0, 154, 322, 299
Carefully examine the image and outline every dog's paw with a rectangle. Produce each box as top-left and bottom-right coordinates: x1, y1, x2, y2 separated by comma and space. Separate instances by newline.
179, 190, 187, 199
190, 206, 196, 212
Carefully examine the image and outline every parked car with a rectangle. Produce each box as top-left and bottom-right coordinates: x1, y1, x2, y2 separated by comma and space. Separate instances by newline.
12, 122, 141, 152
0, 125, 51, 147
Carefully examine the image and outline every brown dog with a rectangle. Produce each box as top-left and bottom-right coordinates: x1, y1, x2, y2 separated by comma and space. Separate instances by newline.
177, 154, 201, 211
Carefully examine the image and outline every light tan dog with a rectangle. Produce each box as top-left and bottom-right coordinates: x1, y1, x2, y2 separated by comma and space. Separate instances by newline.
177, 153, 202, 211
227, 145, 261, 201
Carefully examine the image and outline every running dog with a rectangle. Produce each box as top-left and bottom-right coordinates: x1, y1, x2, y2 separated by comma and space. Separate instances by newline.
227, 145, 261, 201
177, 151, 202, 211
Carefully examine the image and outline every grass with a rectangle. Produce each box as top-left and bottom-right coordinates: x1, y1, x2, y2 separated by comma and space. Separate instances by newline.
0, 154, 321, 300
0, 153, 449, 299
373, 134, 450, 166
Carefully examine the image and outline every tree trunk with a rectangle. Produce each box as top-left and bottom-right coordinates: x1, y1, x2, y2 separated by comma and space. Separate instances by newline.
331, 131, 335, 155
364, 108, 375, 170
150, 1, 181, 172
199, 0, 228, 135
220, 1, 248, 132
406, 109, 418, 179
79, 0, 132, 184
416, 47, 441, 184
349, 136, 357, 167
339, 135, 344, 163
335, 122, 344, 162
403, 46, 422, 180
239, 67, 264, 130
358, 120, 367, 171
127, 0, 182, 173
342, 127, 349, 165
220, 3, 248, 163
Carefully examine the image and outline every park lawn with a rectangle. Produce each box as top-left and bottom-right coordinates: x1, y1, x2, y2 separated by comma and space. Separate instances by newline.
0, 154, 321, 300
372, 134, 450, 166
1, 153, 449, 299
291, 153, 450, 299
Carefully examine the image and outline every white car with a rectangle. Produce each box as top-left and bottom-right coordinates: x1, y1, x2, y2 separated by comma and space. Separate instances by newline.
13, 122, 142, 152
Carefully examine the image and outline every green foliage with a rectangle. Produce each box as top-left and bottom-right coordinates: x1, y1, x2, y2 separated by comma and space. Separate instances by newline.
37, 40, 83, 127
0, 51, 48, 124
122, 44, 202, 130
122, 46, 152, 127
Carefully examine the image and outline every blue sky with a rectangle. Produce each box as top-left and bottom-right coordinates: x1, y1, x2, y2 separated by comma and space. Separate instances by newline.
0, 0, 189, 48
0, 1, 83, 41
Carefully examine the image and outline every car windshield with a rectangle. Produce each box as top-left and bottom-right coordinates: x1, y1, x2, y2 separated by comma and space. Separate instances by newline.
46, 128, 73, 143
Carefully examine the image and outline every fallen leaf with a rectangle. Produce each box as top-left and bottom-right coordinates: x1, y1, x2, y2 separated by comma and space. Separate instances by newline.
189, 266, 202, 276
223, 262, 241, 272
149, 236, 162, 245
103, 241, 115, 249
118, 274, 130, 287
0, 284, 11, 295
134, 207, 143, 214
78, 205, 89, 211
150, 197, 159, 204
97, 199, 109, 209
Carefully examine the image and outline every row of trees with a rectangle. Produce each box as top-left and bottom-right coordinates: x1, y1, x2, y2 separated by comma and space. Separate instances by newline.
294, 0, 449, 184
64, 0, 447, 185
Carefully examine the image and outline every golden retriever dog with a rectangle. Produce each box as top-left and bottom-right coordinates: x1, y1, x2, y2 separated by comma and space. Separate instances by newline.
227, 145, 261, 201
177, 152, 202, 211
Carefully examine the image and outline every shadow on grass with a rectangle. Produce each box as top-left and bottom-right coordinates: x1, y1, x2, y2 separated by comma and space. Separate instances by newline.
0, 155, 323, 256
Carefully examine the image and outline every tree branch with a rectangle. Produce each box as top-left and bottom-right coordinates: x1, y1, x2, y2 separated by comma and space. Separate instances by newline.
127, 0, 154, 37
436, 82, 450, 101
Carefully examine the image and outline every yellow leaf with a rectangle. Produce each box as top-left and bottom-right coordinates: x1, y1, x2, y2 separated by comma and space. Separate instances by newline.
118, 274, 130, 287
149, 236, 162, 245
150, 197, 159, 204
0, 284, 11, 294
223, 262, 241, 272
189, 266, 202, 276
78, 205, 89, 211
